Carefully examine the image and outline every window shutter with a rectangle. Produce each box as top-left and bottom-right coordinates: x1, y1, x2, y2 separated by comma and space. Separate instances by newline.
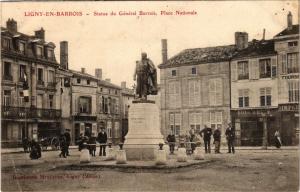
266, 87, 272, 95
253, 59, 259, 79
209, 79, 216, 106
231, 62, 237, 81
189, 80, 194, 106
80, 123, 85, 134
260, 88, 265, 96
216, 78, 222, 105
75, 97, 78, 113
281, 54, 287, 74
92, 123, 97, 135
195, 80, 201, 106
271, 58, 277, 77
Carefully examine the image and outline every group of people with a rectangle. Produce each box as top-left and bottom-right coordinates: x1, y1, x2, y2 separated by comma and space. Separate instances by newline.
167, 123, 236, 155
75, 128, 108, 157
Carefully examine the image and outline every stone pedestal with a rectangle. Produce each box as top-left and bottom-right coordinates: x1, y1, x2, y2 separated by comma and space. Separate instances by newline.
116, 150, 127, 164
124, 101, 164, 160
105, 148, 115, 161
193, 147, 204, 160
177, 148, 187, 162
155, 149, 167, 165
80, 148, 91, 163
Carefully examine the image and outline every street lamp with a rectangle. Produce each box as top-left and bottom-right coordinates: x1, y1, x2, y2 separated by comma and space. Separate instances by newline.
261, 110, 271, 150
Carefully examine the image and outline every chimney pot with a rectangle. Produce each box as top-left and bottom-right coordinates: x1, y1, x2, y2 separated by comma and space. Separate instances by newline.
121, 81, 126, 89
95, 68, 102, 80
287, 11, 293, 30
6, 18, 17, 33
35, 27, 45, 40
81, 68, 86, 73
235, 32, 248, 50
105, 78, 111, 83
60, 41, 68, 70
161, 39, 168, 63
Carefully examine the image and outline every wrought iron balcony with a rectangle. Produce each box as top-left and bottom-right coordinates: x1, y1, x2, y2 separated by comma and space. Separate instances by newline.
3, 75, 13, 81
1, 106, 61, 120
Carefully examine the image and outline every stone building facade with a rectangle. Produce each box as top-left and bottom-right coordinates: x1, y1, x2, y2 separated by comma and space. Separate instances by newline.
159, 40, 234, 142
1, 19, 61, 147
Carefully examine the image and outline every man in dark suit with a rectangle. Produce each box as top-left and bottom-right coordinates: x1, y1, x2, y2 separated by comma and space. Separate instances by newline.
64, 129, 71, 156
225, 123, 235, 154
97, 128, 107, 156
200, 125, 213, 153
213, 126, 221, 154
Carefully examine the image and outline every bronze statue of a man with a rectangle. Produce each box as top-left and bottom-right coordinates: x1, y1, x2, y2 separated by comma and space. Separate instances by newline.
133, 52, 158, 100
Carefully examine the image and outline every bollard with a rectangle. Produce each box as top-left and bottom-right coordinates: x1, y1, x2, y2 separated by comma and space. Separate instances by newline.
177, 147, 187, 162
80, 143, 91, 163
193, 147, 204, 160
106, 147, 115, 161
116, 143, 126, 164
156, 143, 167, 165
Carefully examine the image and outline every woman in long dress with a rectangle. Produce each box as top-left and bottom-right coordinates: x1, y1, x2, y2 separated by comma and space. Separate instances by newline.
274, 130, 282, 148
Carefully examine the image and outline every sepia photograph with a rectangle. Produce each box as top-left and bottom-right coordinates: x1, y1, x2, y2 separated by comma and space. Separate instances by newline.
1, 1, 299, 191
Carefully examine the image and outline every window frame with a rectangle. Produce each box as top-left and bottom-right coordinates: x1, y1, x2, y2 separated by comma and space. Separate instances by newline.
237, 61, 249, 80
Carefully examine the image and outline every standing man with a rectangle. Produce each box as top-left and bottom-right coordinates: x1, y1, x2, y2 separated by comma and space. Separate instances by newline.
225, 123, 235, 154
213, 126, 221, 154
64, 129, 71, 156
97, 128, 108, 156
166, 132, 176, 155
200, 125, 212, 153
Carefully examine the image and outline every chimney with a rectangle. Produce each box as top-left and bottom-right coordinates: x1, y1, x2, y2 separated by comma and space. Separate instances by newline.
60, 41, 68, 70
262, 29, 266, 40
35, 27, 45, 40
95, 68, 102, 80
287, 11, 293, 30
121, 81, 126, 89
161, 39, 168, 63
105, 78, 111, 83
6, 18, 17, 33
235, 32, 248, 50
81, 68, 85, 73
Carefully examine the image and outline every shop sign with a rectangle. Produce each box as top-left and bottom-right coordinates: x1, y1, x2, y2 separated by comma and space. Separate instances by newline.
279, 104, 299, 111
281, 74, 299, 79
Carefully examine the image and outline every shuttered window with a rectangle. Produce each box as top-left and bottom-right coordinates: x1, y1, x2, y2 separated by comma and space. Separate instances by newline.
188, 80, 201, 106
189, 112, 202, 132
259, 59, 271, 78
238, 89, 249, 107
287, 53, 299, 73
288, 80, 299, 102
170, 113, 181, 136
209, 111, 222, 130
168, 81, 180, 108
209, 78, 222, 106
260, 88, 272, 106
237, 61, 249, 80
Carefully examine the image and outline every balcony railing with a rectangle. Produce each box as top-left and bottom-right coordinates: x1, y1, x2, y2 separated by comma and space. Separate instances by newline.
2, 106, 61, 120
47, 82, 56, 87
3, 75, 13, 81
37, 80, 44, 86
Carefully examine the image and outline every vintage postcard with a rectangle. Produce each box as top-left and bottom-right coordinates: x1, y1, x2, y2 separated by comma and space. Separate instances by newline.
1, 1, 299, 191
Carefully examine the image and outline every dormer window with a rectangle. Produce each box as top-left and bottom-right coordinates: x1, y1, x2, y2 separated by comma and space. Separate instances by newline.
87, 79, 90, 85
47, 48, 53, 59
36, 46, 43, 57
77, 78, 81, 84
19, 42, 25, 54
2, 38, 10, 49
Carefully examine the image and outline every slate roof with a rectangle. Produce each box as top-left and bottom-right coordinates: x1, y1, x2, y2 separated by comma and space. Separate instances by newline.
274, 24, 299, 37
232, 39, 276, 60
158, 44, 238, 68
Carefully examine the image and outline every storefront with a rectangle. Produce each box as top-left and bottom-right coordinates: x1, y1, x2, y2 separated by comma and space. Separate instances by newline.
231, 108, 280, 146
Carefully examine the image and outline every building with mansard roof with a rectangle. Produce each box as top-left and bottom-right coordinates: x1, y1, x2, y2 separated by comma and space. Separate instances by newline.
1, 19, 61, 147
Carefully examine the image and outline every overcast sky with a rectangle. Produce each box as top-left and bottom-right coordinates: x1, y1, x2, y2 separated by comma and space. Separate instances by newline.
1, 1, 298, 87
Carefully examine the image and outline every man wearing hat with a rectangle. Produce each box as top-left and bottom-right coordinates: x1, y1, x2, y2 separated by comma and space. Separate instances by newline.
200, 124, 212, 153
64, 129, 71, 156
97, 128, 108, 156
225, 122, 235, 154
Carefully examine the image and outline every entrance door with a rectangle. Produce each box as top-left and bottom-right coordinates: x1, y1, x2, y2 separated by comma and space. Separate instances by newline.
85, 123, 92, 137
